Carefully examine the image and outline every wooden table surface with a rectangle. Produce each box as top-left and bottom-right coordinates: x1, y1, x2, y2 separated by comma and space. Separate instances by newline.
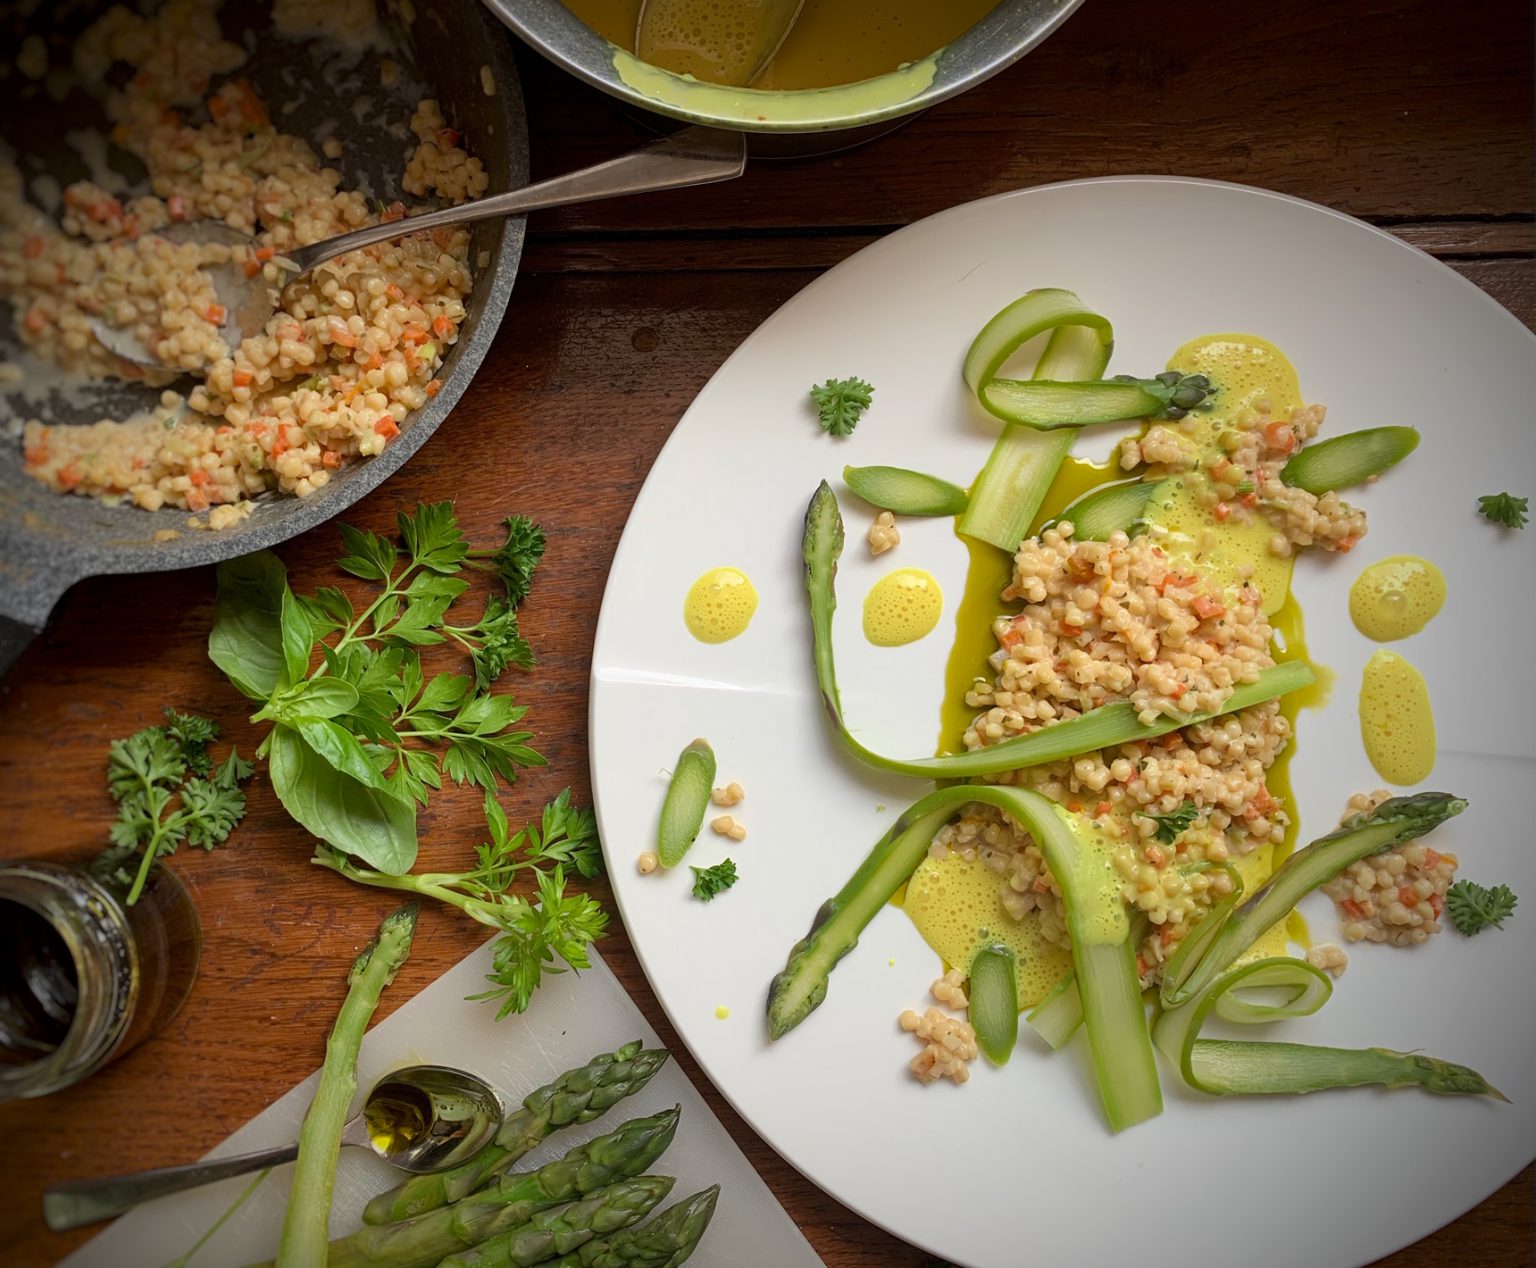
2, 1, 1532, 1264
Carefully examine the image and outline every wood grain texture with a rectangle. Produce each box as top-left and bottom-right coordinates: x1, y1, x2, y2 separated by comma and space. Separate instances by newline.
1, 0, 1532, 1264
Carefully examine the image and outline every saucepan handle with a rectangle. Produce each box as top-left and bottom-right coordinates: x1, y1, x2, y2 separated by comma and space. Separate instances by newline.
0, 612, 40, 678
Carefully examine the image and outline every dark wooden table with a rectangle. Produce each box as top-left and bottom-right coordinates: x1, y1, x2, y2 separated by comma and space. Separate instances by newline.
2, 1, 1532, 1264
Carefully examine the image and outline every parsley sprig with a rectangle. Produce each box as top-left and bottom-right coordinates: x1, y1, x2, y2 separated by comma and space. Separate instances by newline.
810, 376, 874, 438
94, 709, 253, 904
1445, 880, 1519, 935
209, 504, 547, 876
1477, 492, 1528, 530
1136, 801, 1200, 845
314, 788, 607, 1017
690, 858, 738, 901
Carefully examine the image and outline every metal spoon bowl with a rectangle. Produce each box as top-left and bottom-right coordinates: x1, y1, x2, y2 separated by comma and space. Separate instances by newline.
40, 1062, 504, 1232
91, 125, 745, 370
635, 0, 805, 88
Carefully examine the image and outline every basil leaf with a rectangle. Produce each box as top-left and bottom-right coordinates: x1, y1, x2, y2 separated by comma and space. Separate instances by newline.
283, 679, 360, 721
291, 717, 399, 792
268, 726, 417, 874
209, 552, 289, 700
279, 585, 313, 688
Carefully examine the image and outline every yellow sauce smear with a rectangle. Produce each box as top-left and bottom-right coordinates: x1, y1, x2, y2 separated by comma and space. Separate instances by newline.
683, 567, 758, 642
863, 568, 943, 647
1349, 555, 1446, 642
1359, 649, 1437, 785
564, 0, 1000, 89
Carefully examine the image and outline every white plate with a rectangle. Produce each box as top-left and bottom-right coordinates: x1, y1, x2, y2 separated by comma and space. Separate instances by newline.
588, 176, 1536, 1268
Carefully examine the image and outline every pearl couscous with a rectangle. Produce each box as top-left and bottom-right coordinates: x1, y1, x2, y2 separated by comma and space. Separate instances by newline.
2, 0, 489, 527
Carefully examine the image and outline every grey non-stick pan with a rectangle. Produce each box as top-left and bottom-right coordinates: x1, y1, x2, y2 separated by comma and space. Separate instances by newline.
0, 0, 528, 673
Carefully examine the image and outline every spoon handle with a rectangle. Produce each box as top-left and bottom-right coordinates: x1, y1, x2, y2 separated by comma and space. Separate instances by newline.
289, 125, 746, 276
41, 1140, 302, 1232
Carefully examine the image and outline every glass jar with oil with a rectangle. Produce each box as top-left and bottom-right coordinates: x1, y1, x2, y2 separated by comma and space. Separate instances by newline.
0, 859, 200, 1102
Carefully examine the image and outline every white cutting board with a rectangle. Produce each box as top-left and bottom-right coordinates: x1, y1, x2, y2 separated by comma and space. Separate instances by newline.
63, 943, 820, 1268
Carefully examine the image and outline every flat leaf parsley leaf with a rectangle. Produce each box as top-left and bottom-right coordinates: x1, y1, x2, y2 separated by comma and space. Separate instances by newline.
1477, 492, 1528, 530
1136, 801, 1199, 845
1445, 880, 1519, 935
810, 376, 874, 438
94, 710, 253, 905
690, 858, 738, 901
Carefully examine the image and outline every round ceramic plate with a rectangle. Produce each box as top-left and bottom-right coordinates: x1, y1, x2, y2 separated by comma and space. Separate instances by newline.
588, 177, 1535, 1268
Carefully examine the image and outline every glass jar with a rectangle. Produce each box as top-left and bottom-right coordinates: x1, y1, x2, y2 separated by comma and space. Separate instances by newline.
0, 859, 201, 1102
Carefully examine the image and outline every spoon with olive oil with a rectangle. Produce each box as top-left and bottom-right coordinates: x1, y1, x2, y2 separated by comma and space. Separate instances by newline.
41, 1063, 503, 1232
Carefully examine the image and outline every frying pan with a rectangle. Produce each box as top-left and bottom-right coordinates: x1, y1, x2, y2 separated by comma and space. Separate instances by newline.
0, 0, 528, 672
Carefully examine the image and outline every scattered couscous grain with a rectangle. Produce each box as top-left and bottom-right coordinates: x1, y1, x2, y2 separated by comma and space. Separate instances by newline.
710, 815, 747, 842
899, 1007, 978, 1085
709, 781, 746, 807
867, 510, 900, 556
636, 851, 659, 875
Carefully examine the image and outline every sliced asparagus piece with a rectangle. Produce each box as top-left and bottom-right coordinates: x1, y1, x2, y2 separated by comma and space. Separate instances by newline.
436, 1178, 676, 1268
842, 464, 969, 516
275, 903, 418, 1267
1280, 425, 1419, 494
363, 1043, 669, 1224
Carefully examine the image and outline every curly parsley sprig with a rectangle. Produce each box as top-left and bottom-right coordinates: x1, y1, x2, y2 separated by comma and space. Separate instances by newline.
1477, 492, 1528, 530
1445, 880, 1519, 935
810, 376, 874, 438
93, 709, 253, 905
690, 859, 738, 902
1135, 801, 1199, 845
312, 788, 606, 1017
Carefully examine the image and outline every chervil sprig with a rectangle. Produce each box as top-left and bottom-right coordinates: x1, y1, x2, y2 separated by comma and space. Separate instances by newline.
311, 788, 606, 1017
94, 710, 253, 904
690, 859, 738, 902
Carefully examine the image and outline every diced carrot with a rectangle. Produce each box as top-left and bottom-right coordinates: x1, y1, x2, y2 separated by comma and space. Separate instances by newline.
386, 283, 404, 301
23, 441, 49, 467
365, 353, 384, 371
424, 378, 442, 397
1168, 681, 1187, 698
232, 369, 253, 387
206, 304, 226, 324
57, 463, 81, 489
242, 258, 262, 278
1264, 420, 1297, 453
1213, 501, 1231, 523
186, 488, 210, 512
1429, 893, 1444, 917
1095, 800, 1112, 818
168, 193, 188, 221
23, 307, 47, 334
23, 235, 45, 259
322, 449, 341, 469
1145, 844, 1167, 868
1340, 899, 1368, 921
431, 314, 452, 338
1422, 847, 1441, 869
1066, 802, 1082, 813
374, 417, 400, 439
1159, 926, 1178, 948
208, 94, 230, 121
1337, 535, 1358, 553
328, 319, 358, 348
255, 246, 274, 262
436, 126, 461, 146
1240, 492, 1258, 508
1398, 885, 1419, 907
188, 468, 209, 486
216, 425, 231, 435
1191, 594, 1225, 621
400, 322, 428, 345
122, 214, 139, 237
1136, 953, 1150, 979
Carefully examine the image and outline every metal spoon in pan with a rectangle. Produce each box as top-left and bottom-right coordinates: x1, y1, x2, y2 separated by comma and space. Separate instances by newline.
635, 0, 806, 87
91, 125, 746, 370
40, 1062, 503, 1232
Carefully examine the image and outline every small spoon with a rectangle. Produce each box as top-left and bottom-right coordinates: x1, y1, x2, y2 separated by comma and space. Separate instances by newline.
635, 0, 806, 87
91, 124, 746, 370
40, 1062, 504, 1232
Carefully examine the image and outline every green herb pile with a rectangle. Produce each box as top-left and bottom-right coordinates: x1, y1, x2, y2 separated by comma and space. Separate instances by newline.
1445, 879, 1519, 935
208, 503, 547, 876
690, 859, 737, 901
94, 709, 253, 904
1477, 491, 1528, 530
810, 376, 874, 438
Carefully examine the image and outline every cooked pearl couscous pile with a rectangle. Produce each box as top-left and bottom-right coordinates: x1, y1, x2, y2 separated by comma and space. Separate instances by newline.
2, 0, 489, 527
1323, 790, 1459, 947
899, 970, 979, 1085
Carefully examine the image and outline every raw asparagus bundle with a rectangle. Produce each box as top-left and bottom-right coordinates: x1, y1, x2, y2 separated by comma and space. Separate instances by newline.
542, 1186, 721, 1268
365, 1042, 670, 1224
323, 1107, 681, 1268
436, 1177, 677, 1268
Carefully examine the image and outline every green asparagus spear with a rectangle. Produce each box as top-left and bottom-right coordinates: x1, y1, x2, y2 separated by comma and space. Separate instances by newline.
325, 1107, 681, 1268
275, 903, 418, 1268
437, 1177, 677, 1268
542, 1186, 721, 1268
364, 1043, 670, 1224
